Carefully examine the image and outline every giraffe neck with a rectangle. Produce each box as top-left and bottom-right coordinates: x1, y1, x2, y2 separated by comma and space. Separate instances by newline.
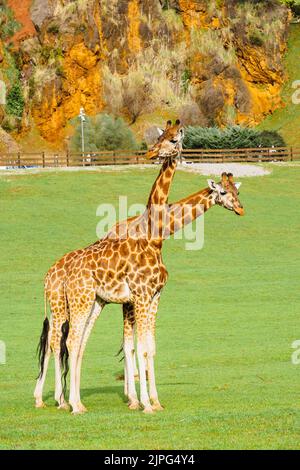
146, 156, 177, 248
165, 187, 216, 237
105, 184, 214, 246
147, 156, 177, 208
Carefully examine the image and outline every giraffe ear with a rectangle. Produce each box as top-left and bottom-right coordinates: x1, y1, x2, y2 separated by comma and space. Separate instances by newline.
234, 182, 242, 190
157, 128, 164, 137
207, 179, 218, 191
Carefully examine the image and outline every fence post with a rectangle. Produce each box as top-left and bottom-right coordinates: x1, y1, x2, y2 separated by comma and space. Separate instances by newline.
113, 151, 116, 165
42, 151, 45, 168
66, 151, 69, 167
290, 147, 293, 161
17, 152, 21, 168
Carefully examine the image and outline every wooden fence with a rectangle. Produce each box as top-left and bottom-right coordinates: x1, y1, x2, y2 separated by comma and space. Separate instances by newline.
0, 147, 299, 168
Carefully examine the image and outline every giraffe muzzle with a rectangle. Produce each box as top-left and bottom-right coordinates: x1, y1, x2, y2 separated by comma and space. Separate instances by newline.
234, 206, 245, 216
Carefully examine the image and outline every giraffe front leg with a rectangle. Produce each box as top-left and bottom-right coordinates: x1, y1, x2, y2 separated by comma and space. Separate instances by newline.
123, 303, 139, 409
124, 340, 139, 410
147, 294, 163, 411
147, 333, 163, 411
135, 300, 153, 414
68, 347, 81, 414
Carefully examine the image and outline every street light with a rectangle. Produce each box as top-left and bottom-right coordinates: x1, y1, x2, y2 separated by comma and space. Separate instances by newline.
79, 107, 86, 155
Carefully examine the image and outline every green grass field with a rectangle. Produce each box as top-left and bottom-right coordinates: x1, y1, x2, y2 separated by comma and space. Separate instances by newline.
0, 164, 300, 450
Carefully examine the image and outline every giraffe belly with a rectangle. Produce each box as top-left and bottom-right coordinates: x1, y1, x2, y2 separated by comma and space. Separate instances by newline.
96, 282, 131, 304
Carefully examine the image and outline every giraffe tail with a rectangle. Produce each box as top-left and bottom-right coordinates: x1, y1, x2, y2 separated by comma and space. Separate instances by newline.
36, 288, 51, 380
59, 320, 70, 398
36, 317, 50, 380
56, 282, 70, 398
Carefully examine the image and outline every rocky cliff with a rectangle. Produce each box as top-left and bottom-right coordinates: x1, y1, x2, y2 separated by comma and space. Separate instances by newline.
0, 0, 290, 150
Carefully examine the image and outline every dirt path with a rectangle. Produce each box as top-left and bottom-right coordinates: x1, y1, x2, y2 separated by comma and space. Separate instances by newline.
179, 162, 271, 177
0, 162, 276, 177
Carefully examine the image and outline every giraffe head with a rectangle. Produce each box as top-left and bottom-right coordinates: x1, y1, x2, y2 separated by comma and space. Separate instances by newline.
146, 119, 184, 160
207, 172, 244, 216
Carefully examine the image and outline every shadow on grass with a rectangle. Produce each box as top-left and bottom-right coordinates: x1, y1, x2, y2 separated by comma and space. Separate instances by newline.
81, 385, 124, 401
44, 385, 125, 403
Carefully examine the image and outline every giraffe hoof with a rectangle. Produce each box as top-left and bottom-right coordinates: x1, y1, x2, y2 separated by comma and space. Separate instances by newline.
35, 400, 46, 409
143, 406, 154, 414
151, 403, 164, 411
57, 402, 70, 411
128, 401, 140, 410
71, 410, 85, 415
78, 404, 88, 413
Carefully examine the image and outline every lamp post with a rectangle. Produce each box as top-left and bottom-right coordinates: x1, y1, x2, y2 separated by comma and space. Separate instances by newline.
79, 107, 86, 156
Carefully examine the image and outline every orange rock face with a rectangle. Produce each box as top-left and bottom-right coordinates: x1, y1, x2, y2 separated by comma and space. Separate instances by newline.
128, 0, 142, 54
7, 0, 36, 44
1, 0, 290, 146
32, 42, 103, 142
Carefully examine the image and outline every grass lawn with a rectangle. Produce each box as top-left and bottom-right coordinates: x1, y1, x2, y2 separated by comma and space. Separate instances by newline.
0, 164, 299, 450
259, 23, 300, 147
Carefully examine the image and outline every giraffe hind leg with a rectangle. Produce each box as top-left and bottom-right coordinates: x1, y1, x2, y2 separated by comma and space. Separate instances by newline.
74, 301, 104, 413
66, 296, 102, 414
47, 295, 70, 409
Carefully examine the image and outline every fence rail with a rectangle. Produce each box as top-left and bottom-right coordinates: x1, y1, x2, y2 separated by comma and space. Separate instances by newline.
0, 147, 299, 168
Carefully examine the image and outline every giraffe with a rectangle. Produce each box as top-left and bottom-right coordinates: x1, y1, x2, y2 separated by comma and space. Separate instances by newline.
35, 131, 245, 414
36, 168, 244, 414
34, 119, 184, 413
119, 172, 244, 399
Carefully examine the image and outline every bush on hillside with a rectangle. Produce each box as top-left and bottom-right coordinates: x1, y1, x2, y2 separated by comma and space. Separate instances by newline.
70, 114, 139, 152
282, 0, 300, 16
6, 82, 24, 118
183, 126, 286, 149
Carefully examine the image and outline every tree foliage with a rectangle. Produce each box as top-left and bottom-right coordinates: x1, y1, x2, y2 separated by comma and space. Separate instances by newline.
70, 114, 139, 152
6, 82, 24, 118
183, 126, 286, 149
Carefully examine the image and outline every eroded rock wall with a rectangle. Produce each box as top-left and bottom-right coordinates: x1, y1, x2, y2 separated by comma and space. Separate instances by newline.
0, 0, 290, 146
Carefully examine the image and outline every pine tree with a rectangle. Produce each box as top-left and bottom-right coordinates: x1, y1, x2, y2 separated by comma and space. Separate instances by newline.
6, 82, 24, 118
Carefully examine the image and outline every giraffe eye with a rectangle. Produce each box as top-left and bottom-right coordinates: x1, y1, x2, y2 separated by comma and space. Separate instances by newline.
220, 190, 227, 195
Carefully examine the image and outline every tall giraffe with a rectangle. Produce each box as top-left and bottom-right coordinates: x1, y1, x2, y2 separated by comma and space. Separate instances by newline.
120, 172, 244, 400
34, 120, 184, 413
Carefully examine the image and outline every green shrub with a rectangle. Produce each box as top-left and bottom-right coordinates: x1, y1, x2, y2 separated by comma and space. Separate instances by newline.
181, 69, 191, 95
47, 23, 60, 34
248, 32, 264, 46
255, 130, 286, 147
0, 3, 20, 39
70, 114, 139, 152
183, 125, 286, 149
6, 82, 24, 118
1, 115, 15, 132
56, 65, 65, 78
281, 0, 300, 15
